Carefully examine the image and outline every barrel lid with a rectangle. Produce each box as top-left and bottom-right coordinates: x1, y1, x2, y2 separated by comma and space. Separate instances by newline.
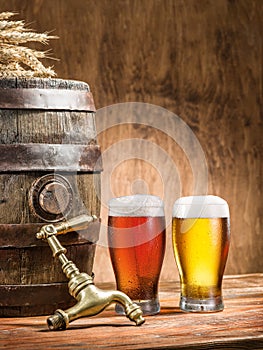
0, 78, 91, 90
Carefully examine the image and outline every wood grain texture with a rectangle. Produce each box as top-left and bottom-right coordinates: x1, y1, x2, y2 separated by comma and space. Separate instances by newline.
0, 0, 262, 281
0, 274, 262, 349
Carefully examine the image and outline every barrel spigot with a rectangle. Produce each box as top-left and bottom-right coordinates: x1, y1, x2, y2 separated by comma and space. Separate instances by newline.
36, 215, 145, 330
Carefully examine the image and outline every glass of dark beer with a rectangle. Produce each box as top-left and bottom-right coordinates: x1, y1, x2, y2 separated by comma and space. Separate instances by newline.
172, 195, 230, 312
108, 194, 166, 315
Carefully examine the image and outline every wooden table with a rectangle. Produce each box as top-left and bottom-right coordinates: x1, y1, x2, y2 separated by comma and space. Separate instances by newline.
1, 274, 263, 349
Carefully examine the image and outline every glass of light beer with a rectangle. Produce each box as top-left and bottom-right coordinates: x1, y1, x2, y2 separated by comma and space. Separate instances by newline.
108, 194, 166, 315
172, 195, 230, 312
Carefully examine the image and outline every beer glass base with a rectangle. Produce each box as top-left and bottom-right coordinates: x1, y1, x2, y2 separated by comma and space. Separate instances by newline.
115, 299, 160, 316
180, 295, 224, 313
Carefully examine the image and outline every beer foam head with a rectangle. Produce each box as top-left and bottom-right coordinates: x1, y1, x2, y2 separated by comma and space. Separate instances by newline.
172, 195, 229, 218
109, 194, 164, 217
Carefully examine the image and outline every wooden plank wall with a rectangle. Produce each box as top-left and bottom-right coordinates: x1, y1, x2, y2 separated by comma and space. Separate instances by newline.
0, 0, 262, 282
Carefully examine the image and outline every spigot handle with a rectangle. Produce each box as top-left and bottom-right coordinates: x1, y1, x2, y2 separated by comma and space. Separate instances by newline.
52, 214, 98, 235
36, 214, 98, 240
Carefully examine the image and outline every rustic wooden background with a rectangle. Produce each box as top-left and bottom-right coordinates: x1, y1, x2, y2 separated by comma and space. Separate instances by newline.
0, 0, 262, 282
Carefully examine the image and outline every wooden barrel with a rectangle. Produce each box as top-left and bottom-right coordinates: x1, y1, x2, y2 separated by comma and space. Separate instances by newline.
0, 78, 102, 316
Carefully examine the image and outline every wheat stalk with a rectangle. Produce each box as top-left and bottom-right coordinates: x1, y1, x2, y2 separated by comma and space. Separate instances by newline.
0, 12, 58, 78
0, 20, 25, 31
0, 44, 56, 77
0, 30, 57, 44
0, 12, 16, 20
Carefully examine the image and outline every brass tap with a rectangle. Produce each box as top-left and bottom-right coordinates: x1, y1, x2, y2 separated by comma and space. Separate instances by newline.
36, 215, 145, 330
35, 214, 98, 240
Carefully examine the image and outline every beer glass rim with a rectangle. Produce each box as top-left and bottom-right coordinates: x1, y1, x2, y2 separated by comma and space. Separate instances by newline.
172, 195, 229, 218
108, 194, 164, 217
